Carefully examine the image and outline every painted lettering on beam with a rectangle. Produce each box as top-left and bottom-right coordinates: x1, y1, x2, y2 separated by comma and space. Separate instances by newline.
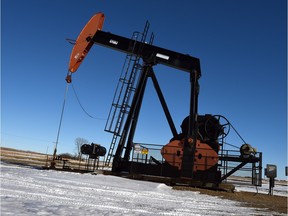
156, 53, 169, 60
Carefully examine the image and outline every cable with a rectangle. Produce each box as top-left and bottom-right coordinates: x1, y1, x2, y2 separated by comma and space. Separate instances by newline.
52, 83, 69, 163
71, 83, 106, 120
223, 141, 240, 149
229, 122, 247, 144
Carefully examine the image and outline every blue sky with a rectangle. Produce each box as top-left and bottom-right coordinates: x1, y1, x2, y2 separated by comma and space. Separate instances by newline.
1, 0, 287, 179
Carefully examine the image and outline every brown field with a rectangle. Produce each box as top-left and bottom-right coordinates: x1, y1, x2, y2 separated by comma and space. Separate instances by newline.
173, 186, 287, 214
1, 147, 287, 214
0, 147, 106, 171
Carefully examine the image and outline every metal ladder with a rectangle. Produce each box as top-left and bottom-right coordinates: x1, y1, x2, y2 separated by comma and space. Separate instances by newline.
104, 21, 154, 166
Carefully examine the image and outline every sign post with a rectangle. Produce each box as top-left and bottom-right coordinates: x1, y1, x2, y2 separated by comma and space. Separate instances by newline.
265, 164, 277, 195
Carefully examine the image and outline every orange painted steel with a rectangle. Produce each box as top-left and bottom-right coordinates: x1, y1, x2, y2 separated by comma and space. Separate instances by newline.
161, 139, 219, 172
69, 13, 105, 73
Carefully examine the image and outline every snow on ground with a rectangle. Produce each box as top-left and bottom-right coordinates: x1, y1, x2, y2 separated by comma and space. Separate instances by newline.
0, 162, 285, 215
226, 177, 287, 197
234, 181, 287, 197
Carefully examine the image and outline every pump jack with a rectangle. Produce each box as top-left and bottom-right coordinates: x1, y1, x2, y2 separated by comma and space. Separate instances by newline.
66, 13, 262, 185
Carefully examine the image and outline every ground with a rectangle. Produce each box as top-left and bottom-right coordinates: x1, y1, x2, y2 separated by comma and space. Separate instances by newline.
1, 147, 287, 215
173, 186, 287, 214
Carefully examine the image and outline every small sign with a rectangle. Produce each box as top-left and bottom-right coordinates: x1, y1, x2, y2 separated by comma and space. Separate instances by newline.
141, 148, 149, 155
134, 144, 142, 154
266, 164, 277, 178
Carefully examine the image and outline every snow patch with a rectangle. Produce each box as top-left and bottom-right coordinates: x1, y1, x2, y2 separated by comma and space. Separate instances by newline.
1, 162, 285, 215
